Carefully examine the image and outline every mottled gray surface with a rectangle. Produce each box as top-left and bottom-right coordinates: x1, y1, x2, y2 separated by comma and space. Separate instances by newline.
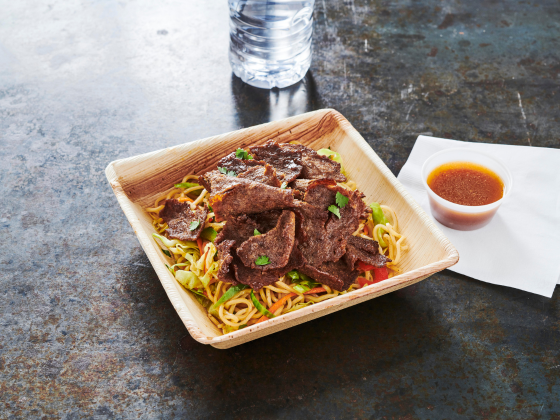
1, 0, 559, 419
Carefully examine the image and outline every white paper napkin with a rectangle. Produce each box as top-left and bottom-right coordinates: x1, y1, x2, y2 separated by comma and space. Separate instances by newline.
397, 136, 560, 297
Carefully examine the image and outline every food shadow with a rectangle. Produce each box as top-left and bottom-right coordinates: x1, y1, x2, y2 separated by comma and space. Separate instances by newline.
176, 283, 452, 416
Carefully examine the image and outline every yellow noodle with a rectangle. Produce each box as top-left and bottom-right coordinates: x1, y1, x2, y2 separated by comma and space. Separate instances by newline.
214, 281, 223, 301
191, 189, 207, 210
305, 293, 339, 303
208, 314, 221, 327
183, 185, 203, 193
205, 284, 216, 303
241, 308, 258, 324
275, 281, 301, 295
146, 204, 165, 213
219, 305, 239, 322
225, 298, 252, 308
235, 308, 248, 317
264, 284, 291, 294
182, 174, 200, 182
259, 288, 267, 305
148, 167, 409, 335
291, 295, 305, 305
381, 205, 398, 231
284, 297, 293, 311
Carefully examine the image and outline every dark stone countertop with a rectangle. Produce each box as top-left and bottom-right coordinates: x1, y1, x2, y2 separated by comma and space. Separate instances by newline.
1, 1, 559, 418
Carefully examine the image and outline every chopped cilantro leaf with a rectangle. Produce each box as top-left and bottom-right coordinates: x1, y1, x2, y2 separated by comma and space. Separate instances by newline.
189, 221, 200, 231
235, 148, 253, 160
280, 182, 287, 189
328, 205, 341, 219
255, 255, 270, 266
218, 167, 237, 177
254, 229, 261, 236
335, 191, 349, 208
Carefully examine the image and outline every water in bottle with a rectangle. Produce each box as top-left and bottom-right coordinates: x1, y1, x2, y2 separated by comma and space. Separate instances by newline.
229, 1, 315, 89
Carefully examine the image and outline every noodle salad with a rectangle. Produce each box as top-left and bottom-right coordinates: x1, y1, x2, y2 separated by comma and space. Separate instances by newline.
146, 149, 407, 335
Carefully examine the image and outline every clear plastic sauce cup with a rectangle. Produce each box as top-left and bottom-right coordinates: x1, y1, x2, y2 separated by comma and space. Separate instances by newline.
421, 148, 513, 231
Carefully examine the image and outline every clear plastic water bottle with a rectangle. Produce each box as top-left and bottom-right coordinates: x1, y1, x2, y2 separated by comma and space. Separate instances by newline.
229, 1, 315, 89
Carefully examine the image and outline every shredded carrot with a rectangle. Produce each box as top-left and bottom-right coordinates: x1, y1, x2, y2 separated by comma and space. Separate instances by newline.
197, 238, 203, 254
177, 197, 193, 202
205, 249, 212, 272
256, 287, 328, 324
256, 292, 297, 323
363, 226, 369, 235
304, 287, 326, 295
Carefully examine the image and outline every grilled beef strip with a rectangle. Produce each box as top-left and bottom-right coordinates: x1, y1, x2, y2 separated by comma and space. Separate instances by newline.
289, 178, 337, 196
159, 199, 208, 241
216, 152, 266, 175
194, 143, 389, 293
237, 210, 296, 270
299, 259, 359, 292
293, 184, 367, 267
199, 171, 295, 222
237, 164, 282, 187
343, 235, 392, 270
292, 201, 340, 266
280, 143, 347, 182
215, 210, 282, 246
215, 214, 259, 246
249, 141, 303, 183
233, 242, 305, 290
216, 239, 238, 284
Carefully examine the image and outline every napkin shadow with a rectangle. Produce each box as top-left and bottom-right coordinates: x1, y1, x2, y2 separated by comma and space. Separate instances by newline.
450, 213, 542, 283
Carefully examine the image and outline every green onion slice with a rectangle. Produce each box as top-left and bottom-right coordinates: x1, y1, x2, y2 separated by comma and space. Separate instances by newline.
250, 290, 275, 318
209, 284, 247, 316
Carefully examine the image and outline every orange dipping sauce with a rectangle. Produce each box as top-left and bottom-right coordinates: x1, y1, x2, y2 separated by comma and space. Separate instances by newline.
427, 162, 504, 206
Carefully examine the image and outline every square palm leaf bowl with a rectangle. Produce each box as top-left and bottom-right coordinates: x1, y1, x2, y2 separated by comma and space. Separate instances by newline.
105, 109, 459, 349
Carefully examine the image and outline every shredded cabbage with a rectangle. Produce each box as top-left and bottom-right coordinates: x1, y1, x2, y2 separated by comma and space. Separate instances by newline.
155, 232, 219, 288
153, 233, 197, 250
169, 263, 189, 273
199, 261, 218, 287
175, 270, 203, 289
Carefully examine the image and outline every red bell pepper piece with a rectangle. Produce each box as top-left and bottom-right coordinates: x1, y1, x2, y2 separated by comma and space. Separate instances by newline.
373, 267, 389, 282
357, 261, 376, 272
357, 277, 373, 288
357, 267, 389, 288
